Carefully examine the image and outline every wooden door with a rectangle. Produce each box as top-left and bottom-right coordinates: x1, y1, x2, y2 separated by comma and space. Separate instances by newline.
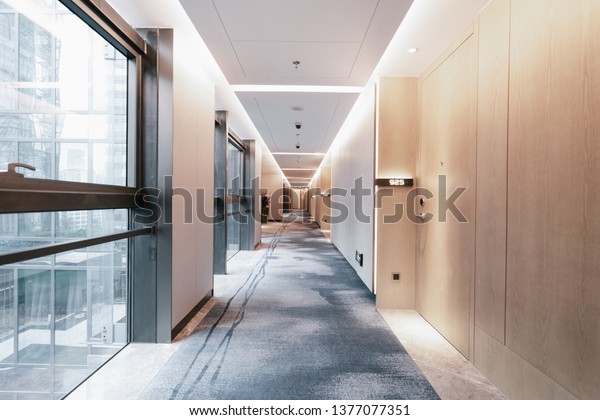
417, 33, 478, 358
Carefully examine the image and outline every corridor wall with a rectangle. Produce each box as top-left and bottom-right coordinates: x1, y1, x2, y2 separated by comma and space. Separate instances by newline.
171, 27, 215, 333
330, 86, 376, 291
261, 172, 285, 222
474, 0, 600, 400
310, 170, 322, 226
374, 78, 418, 309
404, 0, 600, 399
319, 165, 332, 232
254, 145, 263, 247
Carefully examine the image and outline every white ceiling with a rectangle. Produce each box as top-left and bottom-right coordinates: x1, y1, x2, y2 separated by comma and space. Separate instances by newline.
107, 0, 492, 187
179, 0, 413, 86
236, 91, 359, 155
272, 154, 325, 170
179, 0, 413, 185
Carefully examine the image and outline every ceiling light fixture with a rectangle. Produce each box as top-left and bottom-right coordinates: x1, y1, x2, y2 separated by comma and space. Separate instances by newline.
293, 60, 300, 69
231, 85, 364, 93
271, 152, 325, 156
281, 168, 318, 171
407, 47, 419, 54
291, 106, 303, 111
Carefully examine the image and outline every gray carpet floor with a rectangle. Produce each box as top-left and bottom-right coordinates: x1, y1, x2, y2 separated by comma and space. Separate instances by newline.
141, 214, 439, 400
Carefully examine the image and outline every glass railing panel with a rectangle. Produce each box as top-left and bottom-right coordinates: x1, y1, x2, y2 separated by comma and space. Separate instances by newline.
17, 269, 51, 365
0, 268, 15, 365
0, 238, 128, 399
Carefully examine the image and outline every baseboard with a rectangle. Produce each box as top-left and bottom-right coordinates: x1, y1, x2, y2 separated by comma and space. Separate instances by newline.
171, 289, 213, 341
474, 327, 578, 399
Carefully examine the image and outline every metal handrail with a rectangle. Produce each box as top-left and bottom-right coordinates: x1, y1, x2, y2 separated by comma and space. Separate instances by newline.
0, 177, 140, 214
0, 227, 153, 266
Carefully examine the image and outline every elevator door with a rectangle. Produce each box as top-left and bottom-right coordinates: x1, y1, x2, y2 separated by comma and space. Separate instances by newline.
227, 141, 244, 260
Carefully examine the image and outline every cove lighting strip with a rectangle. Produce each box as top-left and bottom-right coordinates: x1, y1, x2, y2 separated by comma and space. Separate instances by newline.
232, 85, 364, 93
272, 152, 325, 156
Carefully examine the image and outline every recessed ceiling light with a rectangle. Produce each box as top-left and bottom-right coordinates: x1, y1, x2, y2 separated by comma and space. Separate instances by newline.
407, 47, 419, 54
291, 106, 303, 111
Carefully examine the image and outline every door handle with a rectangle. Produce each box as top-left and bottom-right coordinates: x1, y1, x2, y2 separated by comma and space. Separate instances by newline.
1, 163, 36, 178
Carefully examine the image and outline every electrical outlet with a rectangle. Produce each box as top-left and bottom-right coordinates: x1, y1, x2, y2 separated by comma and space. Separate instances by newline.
392, 272, 400, 281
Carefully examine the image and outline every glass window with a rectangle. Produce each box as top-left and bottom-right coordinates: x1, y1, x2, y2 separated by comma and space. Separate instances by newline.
0, 142, 15, 171
226, 212, 241, 261
0, 0, 128, 184
227, 141, 243, 196
19, 212, 52, 238
18, 141, 53, 178
0, 0, 137, 399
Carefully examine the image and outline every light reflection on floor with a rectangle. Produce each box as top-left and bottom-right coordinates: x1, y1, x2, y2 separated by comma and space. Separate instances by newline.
67, 223, 504, 400
379, 310, 504, 400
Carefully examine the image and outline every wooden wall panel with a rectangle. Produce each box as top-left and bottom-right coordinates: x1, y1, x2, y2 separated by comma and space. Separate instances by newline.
417, 35, 478, 358
506, 0, 600, 399
375, 78, 418, 309
474, 0, 510, 343
375, 186, 417, 309
377, 78, 419, 178
474, 327, 578, 400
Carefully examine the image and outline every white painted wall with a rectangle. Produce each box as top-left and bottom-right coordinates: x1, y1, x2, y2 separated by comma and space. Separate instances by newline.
171, 29, 215, 329
329, 86, 375, 291
309, 171, 321, 223
309, 187, 318, 221
319, 166, 332, 231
